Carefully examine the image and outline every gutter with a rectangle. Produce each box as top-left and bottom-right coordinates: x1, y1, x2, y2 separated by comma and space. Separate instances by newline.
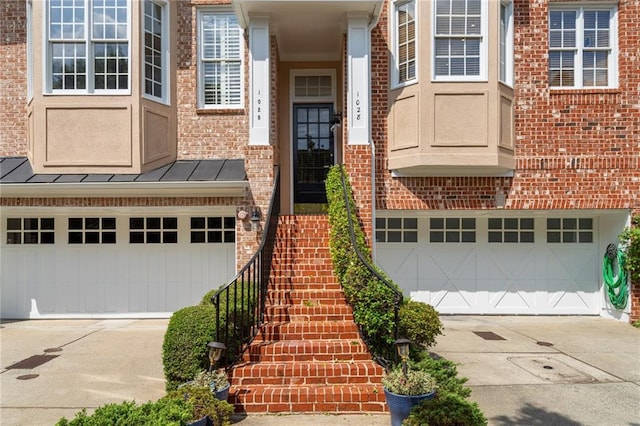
0, 181, 249, 198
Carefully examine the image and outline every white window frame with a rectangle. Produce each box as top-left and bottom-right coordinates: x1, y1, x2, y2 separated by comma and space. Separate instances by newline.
197, 8, 244, 109
499, 0, 514, 86
391, 0, 418, 88
432, 0, 488, 81
44, 0, 131, 95
142, 0, 169, 104
548, 4, 618, 89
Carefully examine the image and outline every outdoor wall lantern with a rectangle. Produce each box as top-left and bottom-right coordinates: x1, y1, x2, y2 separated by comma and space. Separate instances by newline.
207, 341, 226, 372
330, 112, 342, 133
250, 209, 261, 233
395, 338, 411, 377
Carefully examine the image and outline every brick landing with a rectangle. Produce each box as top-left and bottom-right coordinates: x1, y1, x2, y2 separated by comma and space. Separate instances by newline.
228, 215, 386, 413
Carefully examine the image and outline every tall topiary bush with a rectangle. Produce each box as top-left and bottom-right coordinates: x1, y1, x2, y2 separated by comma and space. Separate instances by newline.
398, 300, 443, 349
162, 304, 218, 391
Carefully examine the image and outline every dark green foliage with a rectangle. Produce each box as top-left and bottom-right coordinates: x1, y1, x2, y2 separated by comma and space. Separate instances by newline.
201, 282, 259, 365
163, 304, 218, 391
55, 398, 193, 426
326, 165, 403, 352
404, 391, 488, 426
166, 385, 234, 426
413, 352, 471, 398
620, 216, 640, 284
398, 301, 443, 349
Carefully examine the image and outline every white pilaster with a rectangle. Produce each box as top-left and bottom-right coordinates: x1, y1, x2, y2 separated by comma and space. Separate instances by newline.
347, 14, 371, 145
249, 16, 270, 146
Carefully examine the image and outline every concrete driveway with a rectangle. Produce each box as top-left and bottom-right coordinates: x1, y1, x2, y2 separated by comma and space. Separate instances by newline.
1, 316, 639, 426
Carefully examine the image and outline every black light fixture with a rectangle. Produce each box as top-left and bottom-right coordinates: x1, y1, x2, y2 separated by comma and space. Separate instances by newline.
330, 112, 342, 133
250, 209, 261, 233
395, 338, 411, 377
207, 341, 226, 372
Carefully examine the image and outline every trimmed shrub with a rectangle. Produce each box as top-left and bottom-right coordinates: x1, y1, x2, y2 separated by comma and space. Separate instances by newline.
163, 304, 218, 391
166, 384, 234, 426
55, 399, 193, 426
413, 352, 471, 398
326, 165, 403, 354
619, 215, 640, 285
404, 391, 488, 426
398, 301, 443, 349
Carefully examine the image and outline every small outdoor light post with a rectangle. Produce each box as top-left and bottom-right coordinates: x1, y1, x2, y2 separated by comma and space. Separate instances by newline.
207, 341, 226, 372
395, 338, 411, 377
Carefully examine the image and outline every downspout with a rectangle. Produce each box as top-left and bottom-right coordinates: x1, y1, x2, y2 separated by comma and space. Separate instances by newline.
369, 10, 382, 262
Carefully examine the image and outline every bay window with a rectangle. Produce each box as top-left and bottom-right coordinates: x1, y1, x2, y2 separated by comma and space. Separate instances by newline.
47, 0, 130, 93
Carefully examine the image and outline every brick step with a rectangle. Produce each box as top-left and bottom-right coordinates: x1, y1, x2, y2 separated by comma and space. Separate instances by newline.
230, 383, 387, 414
267, 279, 340, 290
263, 304, 353, 322
266, 290, 347, 306
230, 361, 384, 386
269, 267, 336, 278
254, 321, 360, 341
242, 340, 373, 363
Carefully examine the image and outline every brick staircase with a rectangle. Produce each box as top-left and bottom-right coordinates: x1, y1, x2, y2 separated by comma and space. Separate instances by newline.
228, 215, 387, 413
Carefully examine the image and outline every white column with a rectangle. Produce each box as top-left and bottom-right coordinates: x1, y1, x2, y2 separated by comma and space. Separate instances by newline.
249, 16, 270, 146
347, 14, 371, 145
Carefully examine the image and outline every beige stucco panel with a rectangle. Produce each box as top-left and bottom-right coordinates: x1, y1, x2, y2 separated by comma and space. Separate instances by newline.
500, 95, 514, 150
433, 93, 488, 147
390, 93, 419, 151
45, 107, 132, 166
143, 107, 171, 164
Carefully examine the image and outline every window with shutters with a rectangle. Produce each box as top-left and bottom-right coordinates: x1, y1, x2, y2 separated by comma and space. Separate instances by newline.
433, 0, 487, 81
197, 9, 243, 108
392, 0, 417, 87
549, 5, 617, 88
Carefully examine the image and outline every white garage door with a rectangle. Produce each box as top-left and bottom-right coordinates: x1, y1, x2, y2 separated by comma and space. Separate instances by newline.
376, 215, 600, 315
1, 209, 236, 319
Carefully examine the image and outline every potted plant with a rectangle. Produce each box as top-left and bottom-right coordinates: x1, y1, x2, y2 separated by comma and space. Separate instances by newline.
191, 369, 231, 401
383, 339, 437, 426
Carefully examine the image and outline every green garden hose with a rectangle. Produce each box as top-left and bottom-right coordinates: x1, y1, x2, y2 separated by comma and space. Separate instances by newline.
602, 244, 628, 310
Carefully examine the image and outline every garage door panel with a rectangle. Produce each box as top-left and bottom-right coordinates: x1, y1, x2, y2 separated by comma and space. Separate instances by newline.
377, 214, 600, 315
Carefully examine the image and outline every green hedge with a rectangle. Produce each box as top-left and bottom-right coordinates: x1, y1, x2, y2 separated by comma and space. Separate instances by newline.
404, 390, 488, 426
620, 215, 640, 285
325, 165, 443, 355
162, 304, 218, 391
55, 399, 193, 426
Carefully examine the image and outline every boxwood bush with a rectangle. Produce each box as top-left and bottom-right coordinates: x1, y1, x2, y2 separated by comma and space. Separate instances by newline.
162, 304, 218, 391
404, 390, 488, 426
55, 399, 193, 426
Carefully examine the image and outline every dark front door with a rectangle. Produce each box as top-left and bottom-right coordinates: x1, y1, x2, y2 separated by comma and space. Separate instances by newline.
293, 104, 335, 204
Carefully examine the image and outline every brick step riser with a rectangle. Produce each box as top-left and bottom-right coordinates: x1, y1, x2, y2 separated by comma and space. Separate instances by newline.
266, 298, 348, 307
230, 363, 384, 386
254, 331, 361, 342
229, 386, 387, 414
263, 313, 354, 322
266, 282, 342, 291
243, 353, 374, 363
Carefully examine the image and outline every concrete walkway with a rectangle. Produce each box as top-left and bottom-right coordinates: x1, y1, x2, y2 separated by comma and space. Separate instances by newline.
1, 316, 638, 425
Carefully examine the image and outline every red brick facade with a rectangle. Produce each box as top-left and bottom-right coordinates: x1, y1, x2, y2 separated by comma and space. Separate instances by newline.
1, 0, 638, 320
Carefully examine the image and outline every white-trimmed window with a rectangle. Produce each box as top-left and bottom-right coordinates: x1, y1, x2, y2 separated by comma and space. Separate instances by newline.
143, 0, 168, 102
392, 0, 417, 86
190, 217, 235, 243
376, 217, 418, 243
488, 218, 534, 243
129, 217, 177, 244
27, 0, 34, 101
549, 5, 617, 88
197, 10, 243, 108
433, 0, 486, 80
499, 0, 513, 86
46, 0, 130, 93
6, 218, 55, 245
430, 218, 476, 243
68, 217, 116, 244
547, 218, 593, 243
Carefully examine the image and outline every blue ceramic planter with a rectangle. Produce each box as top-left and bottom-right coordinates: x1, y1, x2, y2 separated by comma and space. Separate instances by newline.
384, 388, 436, 426
212, 382, 230, 401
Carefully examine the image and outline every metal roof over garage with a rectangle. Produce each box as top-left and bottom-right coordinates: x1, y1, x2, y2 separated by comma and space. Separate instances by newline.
0, 157, 248, 197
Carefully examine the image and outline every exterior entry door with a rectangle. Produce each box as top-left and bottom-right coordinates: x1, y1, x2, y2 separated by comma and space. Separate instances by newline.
293, 104, 335, 204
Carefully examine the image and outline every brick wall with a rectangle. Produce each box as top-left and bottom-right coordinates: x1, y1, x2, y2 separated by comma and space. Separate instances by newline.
0, 0, 28, 157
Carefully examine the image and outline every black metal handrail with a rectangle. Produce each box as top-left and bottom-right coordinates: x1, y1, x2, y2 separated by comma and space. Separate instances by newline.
211, 166, 280, 366
337, 165, 403, 366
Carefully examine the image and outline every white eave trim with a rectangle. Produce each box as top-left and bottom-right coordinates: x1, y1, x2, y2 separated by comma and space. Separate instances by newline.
0, 181, 249, 198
